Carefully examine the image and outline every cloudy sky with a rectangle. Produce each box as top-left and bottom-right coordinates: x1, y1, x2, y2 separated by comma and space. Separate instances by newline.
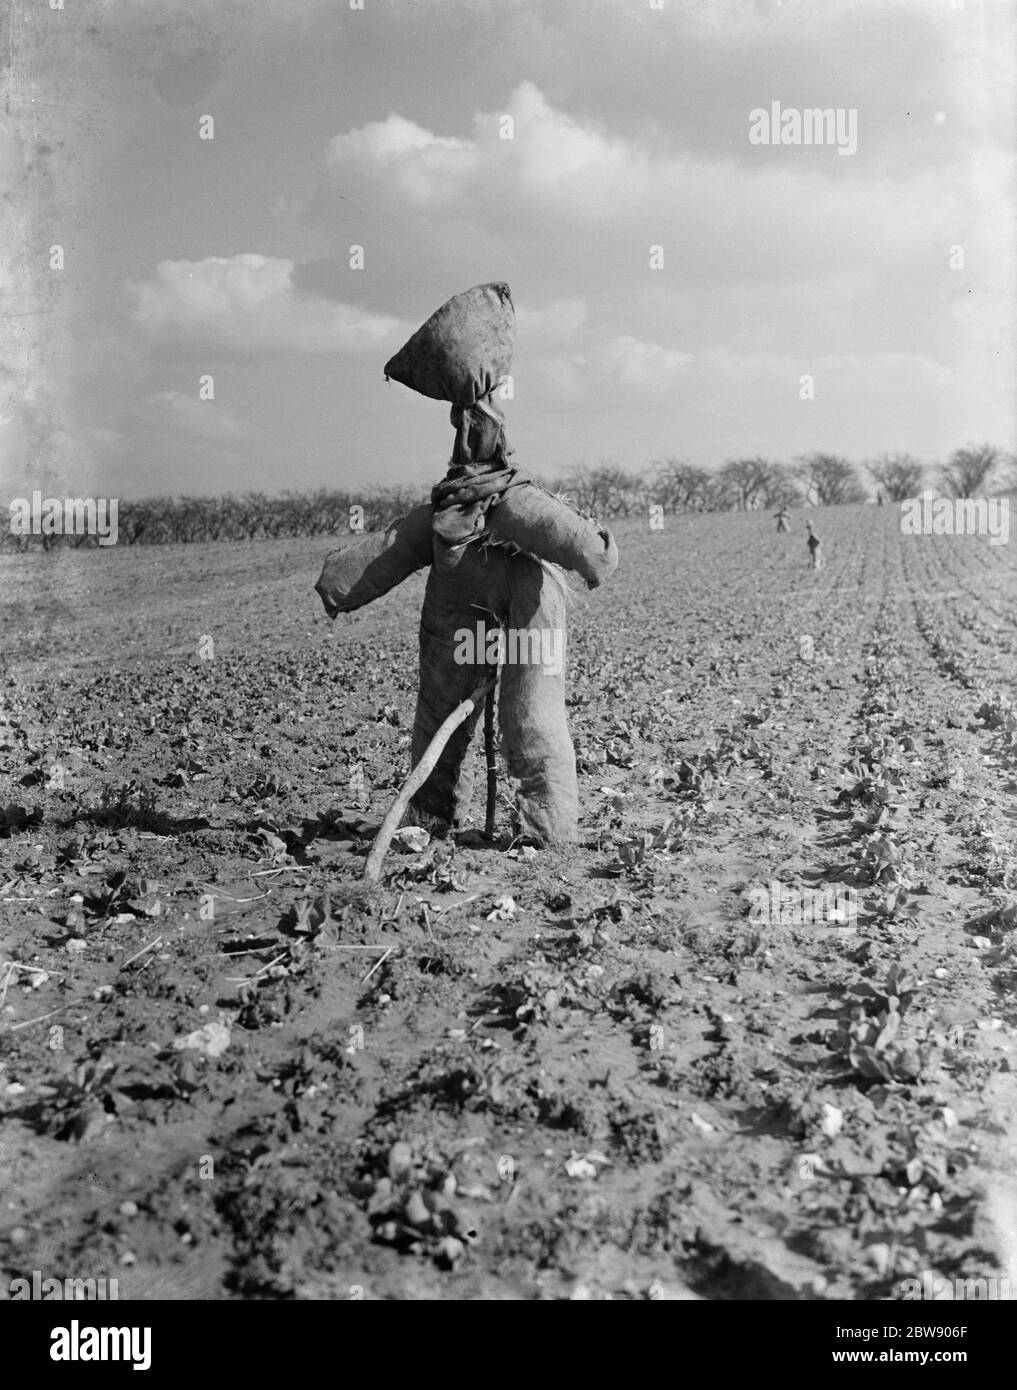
2, 0, 1015, 499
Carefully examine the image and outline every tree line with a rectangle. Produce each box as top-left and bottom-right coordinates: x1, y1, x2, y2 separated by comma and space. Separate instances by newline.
2, 444, 1011, 550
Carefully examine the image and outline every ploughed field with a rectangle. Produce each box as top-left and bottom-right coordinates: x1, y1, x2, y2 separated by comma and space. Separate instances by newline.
2, 505, 1017, 1300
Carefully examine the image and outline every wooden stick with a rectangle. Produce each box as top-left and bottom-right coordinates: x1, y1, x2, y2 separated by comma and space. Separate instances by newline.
361, 945, 395, 984
484, 682, 498, 839
250, 951, 289, 979
431, 893, 482, 917
8, 1005, 67, 1032
362, 675, 496, 881
120, 936, 163, 969
3, 962, 66, 975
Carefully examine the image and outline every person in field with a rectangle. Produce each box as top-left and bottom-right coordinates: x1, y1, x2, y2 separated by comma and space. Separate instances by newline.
315, 283, 618, 846
805, 521, 823, 569
775, 508, 790, 533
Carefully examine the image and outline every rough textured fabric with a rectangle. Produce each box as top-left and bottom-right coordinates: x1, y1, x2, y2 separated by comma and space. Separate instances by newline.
314, 477, 618, 843
407, 541, 578, 842
432, 461, 517, 508
314, 504, 432, 617
488, 478, 619, 589
430, 461, 522, 550
449, 399, 509, 465
383, 283, 515, 405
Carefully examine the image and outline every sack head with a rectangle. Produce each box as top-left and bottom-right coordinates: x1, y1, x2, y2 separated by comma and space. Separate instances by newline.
384, 281, 515, 405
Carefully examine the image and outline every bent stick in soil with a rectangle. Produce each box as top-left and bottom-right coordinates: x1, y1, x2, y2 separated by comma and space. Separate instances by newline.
484, 682, 497, 840
363, 674, 498, 881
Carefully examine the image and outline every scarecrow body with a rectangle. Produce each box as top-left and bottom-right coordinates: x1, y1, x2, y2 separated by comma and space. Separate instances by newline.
317, 475, 617, 843
806, 523, 823, 569
315, 281, 617, 844
318, 279, 616, 845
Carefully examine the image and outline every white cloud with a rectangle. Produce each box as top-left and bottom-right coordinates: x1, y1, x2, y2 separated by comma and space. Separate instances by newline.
516, 297, 587, 344
532, 353, 587, 402
328, 112, 469, 172
145, 390, 254, 442
325, 81, 650, 224
595, 336, 693, 391
128, 255, 405, 357
529, 337, 953, 408
319, 80, 975, 317
702, 347, 952, 387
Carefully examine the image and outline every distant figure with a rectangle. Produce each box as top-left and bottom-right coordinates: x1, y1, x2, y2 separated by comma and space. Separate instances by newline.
775, 508, 790, 533
876, 491, 884, 507
805, 521, 823, 570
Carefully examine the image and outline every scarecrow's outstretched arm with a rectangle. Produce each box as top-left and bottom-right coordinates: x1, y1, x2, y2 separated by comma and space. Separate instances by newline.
315, 503, 433, 617
488, 481, 618, 589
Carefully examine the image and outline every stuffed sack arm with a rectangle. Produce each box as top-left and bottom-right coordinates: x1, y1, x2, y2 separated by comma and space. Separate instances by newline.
314, 502, 433, 617
487, 482, 618, 589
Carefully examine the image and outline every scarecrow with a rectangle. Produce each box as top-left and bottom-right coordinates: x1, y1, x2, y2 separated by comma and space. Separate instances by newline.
315, 282, 618, 847
805, 520, 823, 569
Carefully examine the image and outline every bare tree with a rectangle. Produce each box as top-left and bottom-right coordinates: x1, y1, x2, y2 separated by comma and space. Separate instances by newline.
795, 452, 867, 507
369, 484, 424, 530
718, 457, 775, 510
702, 468, 740, 512
940, 444, 1001, 497
759, 462, 803, 510
175, 496, 209, 543
239, 492, 270, 539
867, 453, 924, 502
561, 462, 638, 517
561, 464, 594, 514
650, 458, 714, 513
995, 455, 1017, 496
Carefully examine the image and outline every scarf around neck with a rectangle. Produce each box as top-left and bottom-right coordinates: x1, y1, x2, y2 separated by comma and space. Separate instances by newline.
430, 461, 525, 548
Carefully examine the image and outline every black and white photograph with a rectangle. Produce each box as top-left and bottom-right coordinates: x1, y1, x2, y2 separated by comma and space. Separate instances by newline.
1, 0, 1016, 1341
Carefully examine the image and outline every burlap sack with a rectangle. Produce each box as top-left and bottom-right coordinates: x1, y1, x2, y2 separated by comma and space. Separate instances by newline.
487, 482, 619, 590
384, 282, 515, 405
314, 503, 433, 616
